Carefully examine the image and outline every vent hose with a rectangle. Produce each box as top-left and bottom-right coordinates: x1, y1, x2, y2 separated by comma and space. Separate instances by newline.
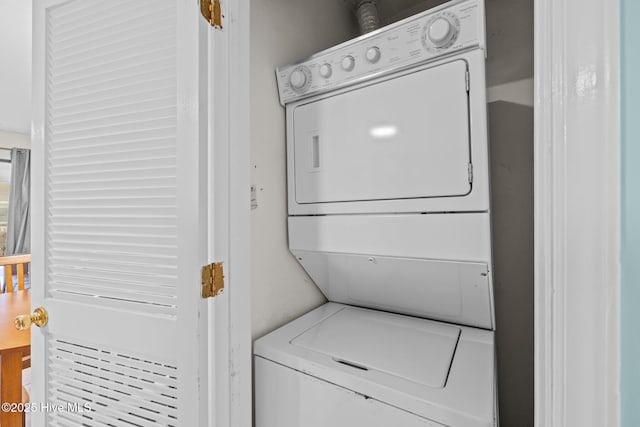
355, 0, 380, 34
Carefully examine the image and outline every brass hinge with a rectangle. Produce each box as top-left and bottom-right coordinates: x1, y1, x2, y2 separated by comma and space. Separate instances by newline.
201, 262, 224, 298
200, 0, 223, 29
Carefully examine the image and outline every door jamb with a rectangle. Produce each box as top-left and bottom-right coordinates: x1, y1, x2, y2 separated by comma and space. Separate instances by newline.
207, 0, 252, 426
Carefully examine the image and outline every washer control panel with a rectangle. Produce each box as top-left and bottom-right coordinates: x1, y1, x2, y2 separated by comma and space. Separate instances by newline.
276, 0, 484, 105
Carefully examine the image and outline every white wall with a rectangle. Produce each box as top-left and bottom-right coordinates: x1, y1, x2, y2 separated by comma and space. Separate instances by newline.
250, 0, 357, 339
0, 131, 30, 148
488, 101, 534, 427
0, 0, 32, 134
487, 78, 533, 107
483, 4, 533, 424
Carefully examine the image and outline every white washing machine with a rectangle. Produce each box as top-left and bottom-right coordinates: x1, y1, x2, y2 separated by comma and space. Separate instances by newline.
255, 1, 497, 426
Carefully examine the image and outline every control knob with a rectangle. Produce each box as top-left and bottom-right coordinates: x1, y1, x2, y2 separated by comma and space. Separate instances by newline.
365, 47, 381, 63
341, 55, 355, 71
289, 69, 307, 89
427, 16, 457, 48
319, 63, 332, 78
288, 65, 311, 93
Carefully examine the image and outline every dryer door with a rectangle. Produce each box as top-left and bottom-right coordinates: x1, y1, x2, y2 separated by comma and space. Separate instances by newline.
292, 59, 471, 205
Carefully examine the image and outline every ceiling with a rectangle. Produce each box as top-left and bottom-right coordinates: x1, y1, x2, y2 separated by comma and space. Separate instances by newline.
345, 0, 533, 87
0, 0, 32, 134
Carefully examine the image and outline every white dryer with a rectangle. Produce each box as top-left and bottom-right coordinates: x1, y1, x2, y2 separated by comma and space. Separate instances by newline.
255, 1, 497, 426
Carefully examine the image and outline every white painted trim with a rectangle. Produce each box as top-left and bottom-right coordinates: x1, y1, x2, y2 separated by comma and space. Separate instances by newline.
534, 0, 620, 426
29, 2, 49, 421
208, 0, 252, 425
227, 0, 252, 421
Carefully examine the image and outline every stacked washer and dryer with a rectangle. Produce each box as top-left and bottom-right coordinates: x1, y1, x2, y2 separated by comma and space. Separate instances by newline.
254, 1, 497, 426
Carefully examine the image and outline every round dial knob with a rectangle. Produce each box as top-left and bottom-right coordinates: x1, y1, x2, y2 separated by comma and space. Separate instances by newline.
341, 55, 355, 71
428, 17, 455, 47
289, 69, 307, 89
319, 63, 332, 78
365, 47, 381, 63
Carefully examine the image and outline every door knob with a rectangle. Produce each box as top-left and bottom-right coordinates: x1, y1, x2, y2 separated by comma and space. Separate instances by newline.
15, 307, 48, 330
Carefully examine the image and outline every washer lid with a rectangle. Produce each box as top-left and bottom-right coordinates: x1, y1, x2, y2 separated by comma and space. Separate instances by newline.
291, 306, 460, 388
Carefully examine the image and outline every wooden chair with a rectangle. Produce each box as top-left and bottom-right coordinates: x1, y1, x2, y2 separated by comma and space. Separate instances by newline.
0, 254, 31, 293
0, 254, 32, 371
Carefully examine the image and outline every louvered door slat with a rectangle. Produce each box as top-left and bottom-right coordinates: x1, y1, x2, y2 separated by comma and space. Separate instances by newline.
53, 97, 176, 124
48, 364, 178, 404
49, 337, 177, 405
49, 417, 88, 427
54, 62, 174, 98
52, 148, 175, 166
32, 0, 203, 424
51, 167, 175, 183
47, 0, 131, 23
51, 267, 176, 287
48, 271, 176, 290
52, 16, 174, 59
47, 290, 178, 316
51, 214, 176, 226
50, 206, 177, 219
48, 129, 176, 151
52, 166, 176, 182
52, 108, 177, 134
48, 378, 177, 425
49, 364, 178, 404
51, 186, 175, 202
49, 273, 176, 294
52, 81, 176, 112
52, 32, 176, 73
52, 250, 176, 266
49, 281, 176, 302
51, 53, 177, 88
51, 189, 178, 203
52, 221, 175, 234
51, 1, 171, 44
52, 341, 178, 386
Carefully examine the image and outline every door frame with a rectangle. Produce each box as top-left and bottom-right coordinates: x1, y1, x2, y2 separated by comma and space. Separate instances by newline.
218, 0, 624, 425
208, 0, 252, 426
534, 0, 620, 426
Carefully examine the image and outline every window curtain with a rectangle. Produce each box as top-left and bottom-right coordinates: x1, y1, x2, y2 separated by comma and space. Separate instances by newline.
6, 148, 31, 255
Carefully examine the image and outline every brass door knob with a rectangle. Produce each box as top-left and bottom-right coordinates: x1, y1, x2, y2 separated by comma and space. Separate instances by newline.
15, 307, 48, 330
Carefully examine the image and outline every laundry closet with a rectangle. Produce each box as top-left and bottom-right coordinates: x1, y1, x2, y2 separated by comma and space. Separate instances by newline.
250, 0, 533, 425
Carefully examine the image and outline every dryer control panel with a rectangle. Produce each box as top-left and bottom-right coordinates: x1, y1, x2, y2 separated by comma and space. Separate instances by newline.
276, 0, 485, 105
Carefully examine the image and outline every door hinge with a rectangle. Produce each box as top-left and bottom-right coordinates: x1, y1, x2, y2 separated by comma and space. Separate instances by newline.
465, 70, 470, 92
201, 262, 224, 298
200, 0, 223, 29
468, 163, 474, 183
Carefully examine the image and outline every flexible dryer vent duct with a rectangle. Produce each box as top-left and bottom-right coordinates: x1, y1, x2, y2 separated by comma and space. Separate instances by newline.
354, 0, 380, 34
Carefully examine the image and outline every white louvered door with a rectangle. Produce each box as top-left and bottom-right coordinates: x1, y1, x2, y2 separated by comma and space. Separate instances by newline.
31, 1, 207, 425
